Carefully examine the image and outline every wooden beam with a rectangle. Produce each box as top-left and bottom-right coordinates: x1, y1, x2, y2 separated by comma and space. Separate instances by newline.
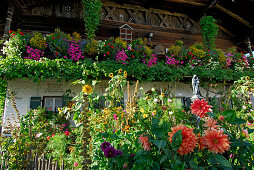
215, 24, 236, 38
215, 4, 252, 28
164, 0, 206, 6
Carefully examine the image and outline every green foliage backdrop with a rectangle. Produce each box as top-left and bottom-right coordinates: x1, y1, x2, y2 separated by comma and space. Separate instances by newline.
0, 58, 253, 83
0, 78, 7, 124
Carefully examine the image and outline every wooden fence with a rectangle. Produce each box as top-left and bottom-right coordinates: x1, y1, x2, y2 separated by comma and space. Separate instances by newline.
0, 153, 65, 170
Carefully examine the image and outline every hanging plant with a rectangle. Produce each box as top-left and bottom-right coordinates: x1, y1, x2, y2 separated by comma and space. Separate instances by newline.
200, 16, 218, 51
81, 0, 102, 40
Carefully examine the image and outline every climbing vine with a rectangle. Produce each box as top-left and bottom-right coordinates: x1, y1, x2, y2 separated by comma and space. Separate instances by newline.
200, 16, 218, 51
82, 0, 102, 40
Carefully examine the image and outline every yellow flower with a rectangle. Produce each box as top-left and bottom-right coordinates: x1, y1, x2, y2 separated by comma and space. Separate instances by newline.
58, 108, 62, 113
82, 85, 93, 94
143, 114, 148, 118
119, 69, 122, 74
124, 71, 127, 78
161, 93, 165, 97
246, 76, 250, 80
109, 73, 114, 78
140, 108, 144, 113
124, 125, 130, 132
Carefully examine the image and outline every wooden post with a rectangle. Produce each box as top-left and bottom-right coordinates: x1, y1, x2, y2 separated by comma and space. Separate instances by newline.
42, 155, 45, 170
48, 157, 52, 170
34, 152, 38, 170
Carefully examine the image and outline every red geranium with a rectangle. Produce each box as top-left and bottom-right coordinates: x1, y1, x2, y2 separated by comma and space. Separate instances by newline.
55, 52, 58, 55
190, 99, 212, 118
106, 52, 110, 55
64, 131, 70, 137
20, 32, 24, 35
9, 30, 12, 34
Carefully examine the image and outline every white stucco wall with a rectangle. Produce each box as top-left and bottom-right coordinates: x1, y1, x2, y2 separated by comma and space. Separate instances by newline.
2, 79, 223, 130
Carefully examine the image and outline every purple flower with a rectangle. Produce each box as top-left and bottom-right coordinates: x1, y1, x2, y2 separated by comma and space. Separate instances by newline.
101, 141, 111, 151
104, 147, 117, 158
116, 150, 123, 156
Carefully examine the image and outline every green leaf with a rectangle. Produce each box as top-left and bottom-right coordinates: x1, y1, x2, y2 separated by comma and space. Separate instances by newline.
214, 154, 232, 168
221, 110, 236, 123
74, 102, 82, 111
171, 130, 182, 151
231, 118, 246, 125
160, 155, 168, 164
151, 140, 167, 152
209, 154, 232, 168
73, 112, 79, 120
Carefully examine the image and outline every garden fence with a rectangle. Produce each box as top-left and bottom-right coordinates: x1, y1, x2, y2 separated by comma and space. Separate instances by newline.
0, 152, 65, 170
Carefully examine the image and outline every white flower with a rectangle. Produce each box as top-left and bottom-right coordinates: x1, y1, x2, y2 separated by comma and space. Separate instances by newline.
154, 98, 158, 102
169, 111, 173, 115
168, 99, 172, 102
242, 105, 247, 110
36, 133, 42, 138
151, 88, 155, 91
140, 87, 143, 90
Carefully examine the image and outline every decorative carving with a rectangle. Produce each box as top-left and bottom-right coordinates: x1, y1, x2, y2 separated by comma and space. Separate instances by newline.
101, 3, 200, 33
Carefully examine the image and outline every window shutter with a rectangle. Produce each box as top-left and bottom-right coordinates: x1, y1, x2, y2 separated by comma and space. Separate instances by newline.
62, 97, 67, 107
30, 97, 41, 109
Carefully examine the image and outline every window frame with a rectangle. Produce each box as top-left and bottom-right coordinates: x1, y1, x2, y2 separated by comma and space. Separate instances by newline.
42, 96, 63, 112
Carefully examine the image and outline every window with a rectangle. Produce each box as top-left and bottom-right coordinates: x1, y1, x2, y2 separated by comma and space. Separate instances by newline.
43, 96, 63, 112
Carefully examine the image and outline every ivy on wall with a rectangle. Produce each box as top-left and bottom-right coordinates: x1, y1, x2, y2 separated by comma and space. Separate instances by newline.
82, 0, 102, 40
0, 78, 7, 124
200, 16, 218, 51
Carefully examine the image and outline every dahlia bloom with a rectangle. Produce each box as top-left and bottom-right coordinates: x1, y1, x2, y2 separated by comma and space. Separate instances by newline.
190, 99, 212, 118
139, 134, 151, 151
104, 147, 117, 158
218, 115, 226, 122
203, 129, 230, 154
197, 132, 205, 151
168, 125, 198, 155
101, 141, 111, 151
203, 117, 220, 130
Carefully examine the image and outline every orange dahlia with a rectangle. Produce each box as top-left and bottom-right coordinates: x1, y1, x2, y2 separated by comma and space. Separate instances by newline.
203, 129, 230, 154
197, 132, 205, 151
168, 125, 198, 155
139, 134, 151, 151
203, 117, 220, 130
190, 99, 212, 118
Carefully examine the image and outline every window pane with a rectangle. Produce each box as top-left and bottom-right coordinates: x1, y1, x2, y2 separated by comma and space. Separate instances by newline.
45, 98, 53, 111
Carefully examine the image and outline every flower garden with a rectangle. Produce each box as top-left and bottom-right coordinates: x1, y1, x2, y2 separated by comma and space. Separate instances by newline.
0, 15, 254, 169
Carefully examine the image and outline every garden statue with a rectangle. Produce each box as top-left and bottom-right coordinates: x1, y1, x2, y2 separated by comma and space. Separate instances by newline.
191, 75, 202, 101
